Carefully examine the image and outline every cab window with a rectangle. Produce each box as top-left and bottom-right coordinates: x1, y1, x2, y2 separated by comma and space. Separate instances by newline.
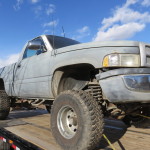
23, 38, 46, 59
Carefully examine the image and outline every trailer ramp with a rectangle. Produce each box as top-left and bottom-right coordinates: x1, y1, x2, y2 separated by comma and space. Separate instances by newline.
0, 109, 149, 150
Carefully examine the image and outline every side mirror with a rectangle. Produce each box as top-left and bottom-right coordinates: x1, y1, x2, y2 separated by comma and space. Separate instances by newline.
28, 41, 41, 50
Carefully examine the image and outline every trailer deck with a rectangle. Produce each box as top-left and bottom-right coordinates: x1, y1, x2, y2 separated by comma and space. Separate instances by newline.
0, 109, 150, 150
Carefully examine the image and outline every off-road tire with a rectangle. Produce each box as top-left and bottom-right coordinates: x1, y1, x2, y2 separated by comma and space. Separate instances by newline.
51, 90, 104, 150
0, 90, 10, 120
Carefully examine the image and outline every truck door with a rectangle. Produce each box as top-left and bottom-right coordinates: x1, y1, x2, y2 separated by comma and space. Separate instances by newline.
14, 37, 52, 98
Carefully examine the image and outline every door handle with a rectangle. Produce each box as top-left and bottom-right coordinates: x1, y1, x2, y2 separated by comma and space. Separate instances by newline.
17, 64, 21, 68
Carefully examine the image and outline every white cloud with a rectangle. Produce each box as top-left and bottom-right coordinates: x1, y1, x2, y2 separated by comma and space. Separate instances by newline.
33, 5, 42, 15
43, 20, 58, 27
33, 4, 56, 17
77, 26, 89, 33
31, 0, 39, 4
142, 0, 150, 6
13, 0, 24, 11
46, 4, 55, 15
94, 23, 145, 41
14, 0, 40, 11
43, 29, 54, 35
73, 26, 90, 40
125, 0, 138, 7
0, 54, 19, 68
93, 0, 150, 41
43, 29, 50, 34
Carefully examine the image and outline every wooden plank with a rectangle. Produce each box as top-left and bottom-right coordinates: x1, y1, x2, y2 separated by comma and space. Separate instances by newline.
1, 109, 149, 150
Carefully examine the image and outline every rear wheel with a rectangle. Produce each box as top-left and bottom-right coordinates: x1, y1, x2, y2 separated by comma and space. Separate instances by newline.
0, 90, 10, 120
51, 90, 104, 150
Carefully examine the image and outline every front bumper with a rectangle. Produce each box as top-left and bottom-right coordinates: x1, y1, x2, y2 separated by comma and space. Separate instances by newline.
96, 68, 150, 103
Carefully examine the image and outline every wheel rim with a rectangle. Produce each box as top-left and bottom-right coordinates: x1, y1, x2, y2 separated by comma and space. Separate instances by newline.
57, 106, 78, 139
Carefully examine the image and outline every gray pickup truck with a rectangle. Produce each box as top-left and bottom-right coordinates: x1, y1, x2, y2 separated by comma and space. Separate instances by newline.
0, 35, 150, 150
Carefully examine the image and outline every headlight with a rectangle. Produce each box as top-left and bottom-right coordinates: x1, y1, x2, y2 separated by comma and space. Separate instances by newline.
103, 54, 140, 67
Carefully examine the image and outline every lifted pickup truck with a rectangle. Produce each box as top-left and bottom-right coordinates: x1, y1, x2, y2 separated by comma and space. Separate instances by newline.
0, 35, 150, 150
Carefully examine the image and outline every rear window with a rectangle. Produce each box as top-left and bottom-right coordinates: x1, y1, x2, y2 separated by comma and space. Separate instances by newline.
46, 35, 80, 49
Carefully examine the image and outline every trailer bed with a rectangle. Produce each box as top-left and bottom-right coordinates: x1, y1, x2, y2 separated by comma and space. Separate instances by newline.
0, 109, 150, 150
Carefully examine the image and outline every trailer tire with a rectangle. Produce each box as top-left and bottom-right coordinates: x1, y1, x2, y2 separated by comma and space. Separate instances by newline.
0, 90, 10, 120
51, 90, 104, 150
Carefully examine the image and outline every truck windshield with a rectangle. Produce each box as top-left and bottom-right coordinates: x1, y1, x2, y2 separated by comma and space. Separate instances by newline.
46, 35, 80, 49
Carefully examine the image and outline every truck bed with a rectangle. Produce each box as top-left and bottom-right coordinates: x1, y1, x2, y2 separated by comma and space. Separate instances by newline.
0, 109, 150, 150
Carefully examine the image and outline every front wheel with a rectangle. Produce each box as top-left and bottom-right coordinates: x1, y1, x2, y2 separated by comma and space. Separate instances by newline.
51, 90, 104, 150
0, 90, 10, 120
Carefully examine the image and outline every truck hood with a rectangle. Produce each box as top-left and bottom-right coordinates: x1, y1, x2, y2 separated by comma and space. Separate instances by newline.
56, 41, 145, 54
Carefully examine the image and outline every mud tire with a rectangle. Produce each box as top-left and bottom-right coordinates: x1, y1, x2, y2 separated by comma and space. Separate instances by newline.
0, 90, 10, 120
51, 90, 104, 150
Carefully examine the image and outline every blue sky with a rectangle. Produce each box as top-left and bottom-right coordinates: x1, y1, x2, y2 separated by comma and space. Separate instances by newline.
0, 0, 150, 67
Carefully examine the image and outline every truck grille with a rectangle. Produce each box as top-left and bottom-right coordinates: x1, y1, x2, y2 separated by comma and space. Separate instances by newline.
146, 46, 150, 65
139, 43, 150, 67
146, 57, 150, 65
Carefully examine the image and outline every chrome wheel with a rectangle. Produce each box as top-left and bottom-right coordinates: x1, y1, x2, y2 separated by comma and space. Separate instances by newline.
57, 106, 78, 139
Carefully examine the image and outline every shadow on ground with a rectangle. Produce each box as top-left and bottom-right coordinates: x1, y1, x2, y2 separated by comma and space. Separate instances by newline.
97, 119, 127, 150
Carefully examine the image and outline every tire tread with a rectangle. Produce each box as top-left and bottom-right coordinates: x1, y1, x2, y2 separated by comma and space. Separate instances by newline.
52, 90, 104, 150
0, 90, 10, 120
